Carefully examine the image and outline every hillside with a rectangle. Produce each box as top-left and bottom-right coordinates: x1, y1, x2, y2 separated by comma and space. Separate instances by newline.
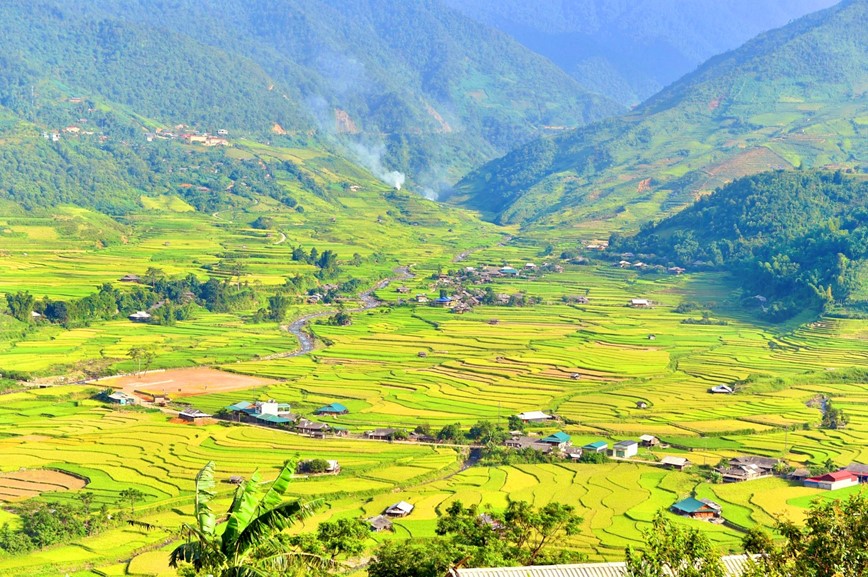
452, 0, 867, 228
611, 170, 868, 320
445, 0, 835, 106
0, 0, 621, 194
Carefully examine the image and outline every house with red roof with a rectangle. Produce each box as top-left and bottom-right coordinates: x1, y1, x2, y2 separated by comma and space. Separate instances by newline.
804, 470, 859, 491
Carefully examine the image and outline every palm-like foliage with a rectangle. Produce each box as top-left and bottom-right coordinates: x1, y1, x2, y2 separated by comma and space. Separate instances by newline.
170, 460, 323, 577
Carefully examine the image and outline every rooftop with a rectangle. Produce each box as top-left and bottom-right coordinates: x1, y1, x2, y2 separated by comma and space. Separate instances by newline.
453, 555, 753, 577
541, 432, 571, 444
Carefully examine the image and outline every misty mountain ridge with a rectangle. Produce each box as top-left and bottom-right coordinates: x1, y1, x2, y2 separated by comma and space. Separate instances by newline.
453, 0, 867, 228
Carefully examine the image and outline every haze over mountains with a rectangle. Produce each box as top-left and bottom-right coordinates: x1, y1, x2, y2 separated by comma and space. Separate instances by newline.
453, 0, 867, 227
445, 0, 838, 106
0, 0, 863, 224
0, 0, 624, 196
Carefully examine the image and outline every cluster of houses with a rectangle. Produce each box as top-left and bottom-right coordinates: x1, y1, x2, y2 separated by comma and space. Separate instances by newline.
397, 262, 564, 314
223, 399, 350, 437
142, 126, 230, 146
504, 413, 675, 464
366, 500, 415, 532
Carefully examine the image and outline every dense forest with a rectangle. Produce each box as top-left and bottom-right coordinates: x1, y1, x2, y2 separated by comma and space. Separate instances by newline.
610, 171, 868, 320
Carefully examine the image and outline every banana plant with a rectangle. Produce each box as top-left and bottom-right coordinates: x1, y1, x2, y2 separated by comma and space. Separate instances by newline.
170, 459, 324, 577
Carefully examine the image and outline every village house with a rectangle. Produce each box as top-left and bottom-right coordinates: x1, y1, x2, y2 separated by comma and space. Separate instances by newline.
103, 391, 137, 406
636, 401, 649, 409
433, 295, 454, 307
297, 459, 341, 475
671, 497, 722, 520
366, 428, 400, 440
540, 432, 571, 450
314, 402, 349, 416
710, 384, 734, 394
515, 411, 553, 423
226, 400, 295, 427
295, 419, 331, 436
500, 266, 519, 276
179, 408, 211, 424
503, 436, 555, 453
384, 501, 414, 517
612, 440, 639, 459
639, 434, 659, 447
119, 274, 141, 283
804, 470, 860, 491
415, 294, 429, 304
128, 311, 152, 322
788, 468, 812, 481
396, 286, 411, 294
629, 298, 651, 308
367, 515, 393, 532
716, 456, 779, 482
845, 462, 868, 482
583, 441, 608, 454
660, 456, 691, 471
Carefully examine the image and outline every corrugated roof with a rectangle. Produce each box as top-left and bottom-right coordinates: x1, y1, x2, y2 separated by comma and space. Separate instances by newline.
226, 401, 252, 411
542, 432, 571, 444
456, 555, 751, 577
254, 414, 291, 424
583, 441, 608, 450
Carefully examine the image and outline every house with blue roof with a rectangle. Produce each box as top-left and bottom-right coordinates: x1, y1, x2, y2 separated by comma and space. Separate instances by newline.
225, 399, 295, 426
582, 441, 608, 453
314, 402, 349, 416
540, 432, 571, 449
671, 497, 722, 520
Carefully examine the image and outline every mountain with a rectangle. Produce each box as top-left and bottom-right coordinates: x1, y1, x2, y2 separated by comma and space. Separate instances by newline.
0, 0, 622, 195
444, 0, 838, 106
452, 0, 868, 227
611, 170, 868, 320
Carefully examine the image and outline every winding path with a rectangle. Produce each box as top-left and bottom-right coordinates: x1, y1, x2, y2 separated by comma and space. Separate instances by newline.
262, 266, 413, 360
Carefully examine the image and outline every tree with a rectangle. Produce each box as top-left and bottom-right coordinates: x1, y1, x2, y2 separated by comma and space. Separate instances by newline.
507, 414, 524, 432
742, 492, 868, 577
118, 488, 146, 515
502, 500, 583, 565
624, 511, 725, 577
169, 460, 326, 577
5, 291, 34, 322
437, 423, 462, 442
128, 347, 155, 375
468, 421, 508, 445
315, 518, 368, 559
143, 267, 166, 287
268, 293, 290, 321
368, 538, 463, 577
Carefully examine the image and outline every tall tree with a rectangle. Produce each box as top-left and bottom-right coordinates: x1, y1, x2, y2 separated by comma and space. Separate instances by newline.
5, 291, 34, 322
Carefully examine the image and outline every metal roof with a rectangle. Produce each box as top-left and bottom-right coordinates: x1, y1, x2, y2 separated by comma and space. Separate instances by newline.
542, 432, 571, 444
455, 555, 752, 577
583, 441, 608, 450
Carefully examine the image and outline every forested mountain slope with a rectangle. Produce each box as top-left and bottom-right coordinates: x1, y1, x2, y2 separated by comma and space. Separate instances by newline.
453, 0, 867, 228
445, 0, 836, 106
611, 170, 868, 320
0, 0, 621, 195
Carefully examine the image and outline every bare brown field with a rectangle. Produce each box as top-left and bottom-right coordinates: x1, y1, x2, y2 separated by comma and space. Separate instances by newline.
104, 367, 274, 398
0, 469, 87, 502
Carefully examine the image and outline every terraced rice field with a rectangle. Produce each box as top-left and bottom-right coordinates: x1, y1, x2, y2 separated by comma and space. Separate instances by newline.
2, 233, 866, 575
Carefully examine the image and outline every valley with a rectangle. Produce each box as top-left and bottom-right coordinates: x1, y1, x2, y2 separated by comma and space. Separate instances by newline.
0, 1, 866, 576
